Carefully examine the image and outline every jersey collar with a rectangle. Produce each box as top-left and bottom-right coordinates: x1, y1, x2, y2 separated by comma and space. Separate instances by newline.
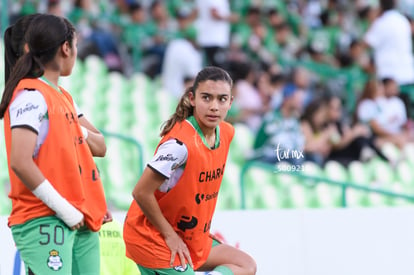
39, 76, 62, 93
187, 116, 220, 149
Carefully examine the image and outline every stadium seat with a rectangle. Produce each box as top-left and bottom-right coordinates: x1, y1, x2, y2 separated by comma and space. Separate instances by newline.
217, 163, 241, 210
60, 59, 85, 96
84, 55, 107, 78
275, 171, 301, 208
155, 88, 178, 122
345, 188, 370, 208
323, 160, 348, 182
402, 142, 414, 164
287, 183, 309, 208
380, 142, 401, 164
314, 184, 342, 208
243, 165, 275, 189
302, 161, 323, 177
395, 159, 414, 186
348, 160, 371, 185
230, 123, 255, 165
389, 183, 414, 207
368, 159, 395, 189
242, 164, 279, 209
258, 183, 285, 209
366, 189, 390, 207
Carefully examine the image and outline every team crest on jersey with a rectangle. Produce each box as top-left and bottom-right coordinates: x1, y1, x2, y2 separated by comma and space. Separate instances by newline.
47, 249, 63, 271
173, 264, 188, 272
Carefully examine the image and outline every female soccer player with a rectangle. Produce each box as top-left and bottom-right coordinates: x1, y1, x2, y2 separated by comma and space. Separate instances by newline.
0, 14, 109, 274
4, 13, 107, 157
123, 66, 257, 275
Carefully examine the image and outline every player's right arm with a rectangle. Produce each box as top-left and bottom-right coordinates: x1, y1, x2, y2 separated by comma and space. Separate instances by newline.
9, 90, 84, 230
10, 127, 47, 191
133, 168, 193, 268
132, 139, 193, 268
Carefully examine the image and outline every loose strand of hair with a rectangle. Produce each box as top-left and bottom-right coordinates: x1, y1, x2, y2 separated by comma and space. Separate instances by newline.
160, 87, 194, 137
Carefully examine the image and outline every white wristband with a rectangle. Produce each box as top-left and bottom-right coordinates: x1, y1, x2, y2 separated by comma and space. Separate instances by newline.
32, 179, 84, 227
81, 126, 89, 140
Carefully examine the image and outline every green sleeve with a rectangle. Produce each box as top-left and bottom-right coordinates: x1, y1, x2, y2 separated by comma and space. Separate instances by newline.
253, 121, 268, 150
253, 111, 282, 150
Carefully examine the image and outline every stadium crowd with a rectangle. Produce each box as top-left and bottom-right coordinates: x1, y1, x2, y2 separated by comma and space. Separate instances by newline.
4, 0, 414, 168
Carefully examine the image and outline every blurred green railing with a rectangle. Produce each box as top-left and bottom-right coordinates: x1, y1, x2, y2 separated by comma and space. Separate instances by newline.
98, 130, 144, 209
100, 129, 144, 176
240, 161, 414, 209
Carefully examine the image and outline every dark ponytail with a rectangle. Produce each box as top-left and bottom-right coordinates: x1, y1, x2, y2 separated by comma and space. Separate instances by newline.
160, 86, 194, 136
160, 66, 233, 136
0, 52, 43, 119
0, 14, 75, 119
4, 26, 14, 83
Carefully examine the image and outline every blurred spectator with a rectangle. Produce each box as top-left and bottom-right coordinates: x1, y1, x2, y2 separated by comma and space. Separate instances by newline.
231, 61, 269, 133
161, 26, 202, 98
356, 2, 379, 36
195, 0, 239, 66
307, 6, 341, 58
251, 84, 306, 165
302, 0, 323, 29
300, 96, 339, 166
348, 38, 372, 74
245, 19, 273, 64
222, 34, 249, 64
288, 66, 314, 106
383, 77, 412, 126
175, 5, 196, 33
270, 20, 303, 67
122, 2, 152, 73
167, 0, 198, 21
257, 71, 286, 111
304, 37, 339, 68
363, 0, 414, 90
232, 6, 262, 61
268, 73, 286, 110
334, 39, 371, 111
326, 94, 386, 166
68, 0, 123, 71
265, 7, 285, 30
144, 0, 177, 78
356, 78, 412, 149
47, 0, 63, 16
